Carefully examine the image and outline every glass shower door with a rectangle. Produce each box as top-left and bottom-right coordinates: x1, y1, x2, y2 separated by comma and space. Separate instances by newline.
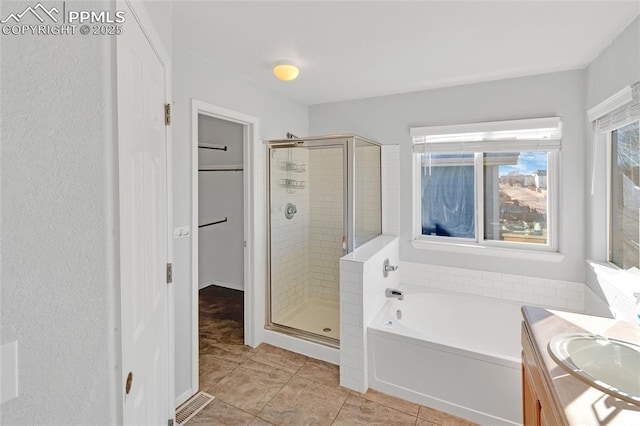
268, 141, 345, 344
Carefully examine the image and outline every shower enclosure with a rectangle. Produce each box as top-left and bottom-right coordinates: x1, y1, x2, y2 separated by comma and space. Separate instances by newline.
266, 134, 382, 347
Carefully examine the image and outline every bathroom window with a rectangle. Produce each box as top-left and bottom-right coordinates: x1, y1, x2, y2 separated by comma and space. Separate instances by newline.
412, 117, 561, 251
609, 120, 640, 269
589, 82, 640, 269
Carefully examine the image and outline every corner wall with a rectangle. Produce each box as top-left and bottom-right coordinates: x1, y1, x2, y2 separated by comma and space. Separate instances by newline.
311, 70, 587, 284
171, 43, 309, 400
0, 1, 119, 423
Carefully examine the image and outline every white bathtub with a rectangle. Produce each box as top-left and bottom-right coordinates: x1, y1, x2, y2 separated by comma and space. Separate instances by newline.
367, 286, 522, 425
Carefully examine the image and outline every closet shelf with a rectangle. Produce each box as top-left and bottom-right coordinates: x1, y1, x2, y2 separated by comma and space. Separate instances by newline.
199, 217, 228, 228
199, 143, 227, 151
199, 165, 243, 172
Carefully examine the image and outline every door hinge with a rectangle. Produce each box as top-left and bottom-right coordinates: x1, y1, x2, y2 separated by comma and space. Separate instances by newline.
166, 263, 173, 284
164, 103, 171, 126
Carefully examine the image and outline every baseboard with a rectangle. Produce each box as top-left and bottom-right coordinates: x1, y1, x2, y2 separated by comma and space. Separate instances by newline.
199, 280, 244, 291
263, 329, 339, 364
175, 388, 194, 408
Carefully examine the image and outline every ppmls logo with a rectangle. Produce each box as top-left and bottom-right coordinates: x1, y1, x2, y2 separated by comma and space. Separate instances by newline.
1, 2, 125, 36
1, 2, 59, 24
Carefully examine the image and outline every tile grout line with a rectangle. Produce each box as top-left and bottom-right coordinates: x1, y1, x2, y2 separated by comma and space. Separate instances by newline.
330, 389, 352, 425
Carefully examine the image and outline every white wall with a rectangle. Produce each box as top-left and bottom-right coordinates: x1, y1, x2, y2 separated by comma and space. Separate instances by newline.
198, 115, 244, 290
171, 42, 309, 399
311, 70, 587, 283
584, 17, 640, 309
0, 1, 119, 424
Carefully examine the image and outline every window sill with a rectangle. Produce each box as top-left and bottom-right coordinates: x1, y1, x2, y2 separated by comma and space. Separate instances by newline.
410, 239, 565, 262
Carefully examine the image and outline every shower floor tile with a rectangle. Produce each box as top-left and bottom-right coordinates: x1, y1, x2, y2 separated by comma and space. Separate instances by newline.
275, 297, 340, 340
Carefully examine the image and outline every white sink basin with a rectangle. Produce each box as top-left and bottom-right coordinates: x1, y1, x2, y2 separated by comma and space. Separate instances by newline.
548, 333, 640, 406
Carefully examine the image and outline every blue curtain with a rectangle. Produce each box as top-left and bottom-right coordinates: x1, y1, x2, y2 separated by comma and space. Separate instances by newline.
422, 164, 475, 238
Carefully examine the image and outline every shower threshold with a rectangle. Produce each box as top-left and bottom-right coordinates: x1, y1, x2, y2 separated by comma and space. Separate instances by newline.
270, 298, 340, 345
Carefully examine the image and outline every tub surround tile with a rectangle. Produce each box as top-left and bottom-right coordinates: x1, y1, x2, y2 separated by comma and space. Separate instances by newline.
418, 405, 479, 426
332, 394, 417, 425
399, 260, 586, 311
188, 399, 254, 425
258, 376, 349, 425
354, 389, 420, 417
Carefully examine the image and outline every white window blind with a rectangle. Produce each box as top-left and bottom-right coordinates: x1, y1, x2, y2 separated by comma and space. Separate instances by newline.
589, 82, 640, 133
411, 117, 562, 153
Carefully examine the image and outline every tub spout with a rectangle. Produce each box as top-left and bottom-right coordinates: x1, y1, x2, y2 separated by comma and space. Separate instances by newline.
385, 288, 404, 301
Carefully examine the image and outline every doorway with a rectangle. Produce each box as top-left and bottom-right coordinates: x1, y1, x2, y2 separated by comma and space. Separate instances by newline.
190, 100, 258, 397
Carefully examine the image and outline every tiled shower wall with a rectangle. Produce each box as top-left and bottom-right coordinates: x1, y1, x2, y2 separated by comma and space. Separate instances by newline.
308, 147, 343, 303
381, 145, 400, 236
269, 148, 310, 321
354, 143, 382, 246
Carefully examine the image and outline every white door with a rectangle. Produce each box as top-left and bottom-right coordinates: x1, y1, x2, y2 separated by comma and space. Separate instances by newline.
117, 2, 170, 424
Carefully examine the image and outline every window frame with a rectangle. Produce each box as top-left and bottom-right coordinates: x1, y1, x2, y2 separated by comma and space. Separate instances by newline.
606, 121, 640, 269
411, 123, 560, 254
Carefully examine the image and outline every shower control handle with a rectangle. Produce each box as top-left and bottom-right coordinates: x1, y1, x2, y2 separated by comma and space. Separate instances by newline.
285, 203, 297, 219
383, 258, 398, 277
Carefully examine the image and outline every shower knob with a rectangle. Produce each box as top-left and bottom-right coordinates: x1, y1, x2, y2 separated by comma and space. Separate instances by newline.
285, 203, 297, 219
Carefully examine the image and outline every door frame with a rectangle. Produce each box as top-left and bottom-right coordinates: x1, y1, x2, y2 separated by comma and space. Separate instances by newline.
116, 0, 174, 422
190, 99, 259, 396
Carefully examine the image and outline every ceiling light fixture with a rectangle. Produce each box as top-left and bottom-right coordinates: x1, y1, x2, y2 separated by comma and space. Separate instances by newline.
273, 63, 299, 81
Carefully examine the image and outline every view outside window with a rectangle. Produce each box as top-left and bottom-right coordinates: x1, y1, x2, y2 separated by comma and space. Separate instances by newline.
611, 121, 640, 269
484, 152, 548, 244
421, 153, 475, 238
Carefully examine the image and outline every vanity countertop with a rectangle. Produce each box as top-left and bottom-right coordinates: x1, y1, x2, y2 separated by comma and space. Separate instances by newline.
522, 306, 640, 425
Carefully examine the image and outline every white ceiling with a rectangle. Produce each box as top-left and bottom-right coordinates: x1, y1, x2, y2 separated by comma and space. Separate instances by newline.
172, 1, 640, 105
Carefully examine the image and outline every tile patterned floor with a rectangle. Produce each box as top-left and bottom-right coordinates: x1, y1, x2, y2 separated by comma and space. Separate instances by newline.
194, 285, 478, 425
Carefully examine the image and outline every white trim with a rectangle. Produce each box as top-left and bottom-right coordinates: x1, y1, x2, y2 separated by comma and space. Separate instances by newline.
587, 85, 634, 122
410, 117, 561, 138
412, 145, 559, 253
410, 239, 565, 262
190, 100, 260, 402
118, 0, 174, 420
605, 132, 613, 264
412, 139, 560, 153
263, 330, 339, 365
175, 388, 193, 409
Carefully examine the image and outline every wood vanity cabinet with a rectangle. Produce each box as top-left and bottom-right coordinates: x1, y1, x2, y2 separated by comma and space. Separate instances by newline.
521, 322, 566, 426
521, 306, 640, 426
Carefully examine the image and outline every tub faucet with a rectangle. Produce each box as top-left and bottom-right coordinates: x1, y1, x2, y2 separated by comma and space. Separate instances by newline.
383, 258, 398, 277
385, 288, 404, 301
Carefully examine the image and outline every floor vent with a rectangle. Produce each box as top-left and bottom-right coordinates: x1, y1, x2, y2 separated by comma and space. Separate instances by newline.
175, 391, 215, 425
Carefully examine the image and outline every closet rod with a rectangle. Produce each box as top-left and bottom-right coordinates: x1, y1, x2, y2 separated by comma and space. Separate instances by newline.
199, 143, 227, 151
199, 217, 228, 228
198, 168, 243, 172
